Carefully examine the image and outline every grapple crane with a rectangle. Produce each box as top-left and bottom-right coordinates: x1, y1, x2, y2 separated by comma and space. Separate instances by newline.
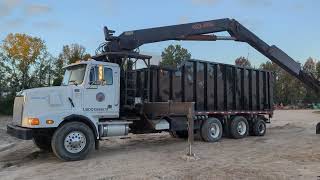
93, 18, 320, 133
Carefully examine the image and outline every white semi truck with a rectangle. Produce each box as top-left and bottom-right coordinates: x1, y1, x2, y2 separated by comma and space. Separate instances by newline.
7, 18, 318, 161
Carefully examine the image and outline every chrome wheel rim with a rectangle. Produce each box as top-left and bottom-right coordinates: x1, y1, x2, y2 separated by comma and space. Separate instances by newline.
237, 121, 247, 135
64, 131, 86, 153
209, 123, 220, 138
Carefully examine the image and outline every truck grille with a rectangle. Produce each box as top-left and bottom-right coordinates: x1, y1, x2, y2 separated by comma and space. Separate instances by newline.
12, 96, 24, 125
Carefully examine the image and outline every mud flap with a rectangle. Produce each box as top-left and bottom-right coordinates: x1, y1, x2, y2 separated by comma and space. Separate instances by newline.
316, 122, 320, 134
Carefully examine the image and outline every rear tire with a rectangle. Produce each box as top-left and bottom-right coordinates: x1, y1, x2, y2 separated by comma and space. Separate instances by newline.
252, 118, 266, 136
33, 135, 52, 151
51, 122, 95, 161
230, 116, 249, 139
200, 118, 223, 142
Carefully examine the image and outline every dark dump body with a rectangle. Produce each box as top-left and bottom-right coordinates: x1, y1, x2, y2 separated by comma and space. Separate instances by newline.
124, 59, 274, 113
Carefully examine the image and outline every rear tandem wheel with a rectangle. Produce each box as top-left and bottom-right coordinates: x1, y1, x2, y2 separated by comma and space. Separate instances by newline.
229, 116, 249, 139
200, 118, 223, 142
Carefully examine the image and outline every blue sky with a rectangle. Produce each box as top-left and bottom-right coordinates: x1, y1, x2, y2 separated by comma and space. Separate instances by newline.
0, 0, 319, 66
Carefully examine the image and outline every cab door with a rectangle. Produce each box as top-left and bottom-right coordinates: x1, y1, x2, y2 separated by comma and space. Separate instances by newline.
82, 64, 119, 118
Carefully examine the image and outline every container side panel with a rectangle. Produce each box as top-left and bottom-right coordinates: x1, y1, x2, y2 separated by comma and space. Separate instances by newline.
137, 70, 145, 100
263, 71, 267, 110
196, 62, 205, 110
269, 72, 274, 110
140, 70, 146, 98
135, 71, 141, 97
143, 71, 148, 99
251, 70, 257, 110
193, 61, 197, 109
214, 64, 218, 110
217, 64, 225, 111
204, 63, 208, 110
255, 70, 260, 110
172, 70, 182, 101
243, 69, 249, 110
159, 70, 170, 102
207, 64, 215, 110
236, 68, 242, 110
259, 71, 264, 110
226, 66, 234, 110
248, 69, 252, 110
151, 70, 158, 102
184, 61, 194, 102
266, 72, 270, 109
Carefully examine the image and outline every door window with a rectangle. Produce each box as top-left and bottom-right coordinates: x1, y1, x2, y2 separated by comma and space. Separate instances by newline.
88, 65, 113, 85
89, 66, 98, 85
104, 67, 113, 85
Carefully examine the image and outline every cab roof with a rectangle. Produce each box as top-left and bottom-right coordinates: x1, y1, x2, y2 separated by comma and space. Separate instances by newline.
63, 59, 119, 69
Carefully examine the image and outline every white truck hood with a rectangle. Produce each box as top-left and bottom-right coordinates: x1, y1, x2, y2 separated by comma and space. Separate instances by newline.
12, 86, 76, 127
23, 86, 73, 115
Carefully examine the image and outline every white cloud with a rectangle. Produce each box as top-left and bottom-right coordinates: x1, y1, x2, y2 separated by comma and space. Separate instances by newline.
191, 0, 220, 6
24, 4, 52, 16
5, 18, 24, 28
238, 0, 272, 7
32, 21, 62, 30
0, 0, 22, 17
178, 16, 190, 24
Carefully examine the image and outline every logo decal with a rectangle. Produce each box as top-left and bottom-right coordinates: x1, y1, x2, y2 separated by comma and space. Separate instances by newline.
96, 92, 105, 102
192, 22, 215, 30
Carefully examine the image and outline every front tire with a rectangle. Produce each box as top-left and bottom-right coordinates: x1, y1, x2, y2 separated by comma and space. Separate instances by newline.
230, 116, 249, 139
200, 118, 223, 142
51, 122, 95, 161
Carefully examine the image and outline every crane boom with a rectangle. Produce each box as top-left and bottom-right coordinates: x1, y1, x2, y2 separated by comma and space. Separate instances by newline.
96, 18, 320, 93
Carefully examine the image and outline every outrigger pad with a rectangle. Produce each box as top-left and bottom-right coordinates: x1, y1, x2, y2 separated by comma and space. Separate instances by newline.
316, 123, 320, 134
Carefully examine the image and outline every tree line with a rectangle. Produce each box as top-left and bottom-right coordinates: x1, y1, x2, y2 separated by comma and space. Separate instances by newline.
0, 34, 318, 114
0, 33, 90, 114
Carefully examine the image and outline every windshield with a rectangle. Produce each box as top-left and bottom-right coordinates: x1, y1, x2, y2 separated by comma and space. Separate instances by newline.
62, 64, 87, 85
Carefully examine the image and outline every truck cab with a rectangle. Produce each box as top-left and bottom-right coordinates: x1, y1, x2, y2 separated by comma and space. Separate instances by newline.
10, 60, 120, 128
7, 59, 126, 161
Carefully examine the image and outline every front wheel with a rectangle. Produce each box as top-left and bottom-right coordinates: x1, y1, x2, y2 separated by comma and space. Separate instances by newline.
51, 122, 95, 161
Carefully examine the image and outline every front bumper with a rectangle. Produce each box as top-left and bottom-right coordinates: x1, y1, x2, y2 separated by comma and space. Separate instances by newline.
7, 124, 33, 140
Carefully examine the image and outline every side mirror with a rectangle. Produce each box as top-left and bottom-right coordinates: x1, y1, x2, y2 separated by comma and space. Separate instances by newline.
98, 65, 106, 85
98, 65, 104, 81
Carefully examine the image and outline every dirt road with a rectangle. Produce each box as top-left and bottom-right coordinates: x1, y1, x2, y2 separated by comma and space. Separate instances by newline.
1, 110, 320, 180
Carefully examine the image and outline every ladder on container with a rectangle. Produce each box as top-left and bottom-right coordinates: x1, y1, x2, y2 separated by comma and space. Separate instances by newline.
124, 70, 137, 106
124, 69, 150, 106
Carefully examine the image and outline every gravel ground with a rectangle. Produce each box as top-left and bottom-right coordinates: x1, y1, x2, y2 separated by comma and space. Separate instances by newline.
0, 110, 320, 180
